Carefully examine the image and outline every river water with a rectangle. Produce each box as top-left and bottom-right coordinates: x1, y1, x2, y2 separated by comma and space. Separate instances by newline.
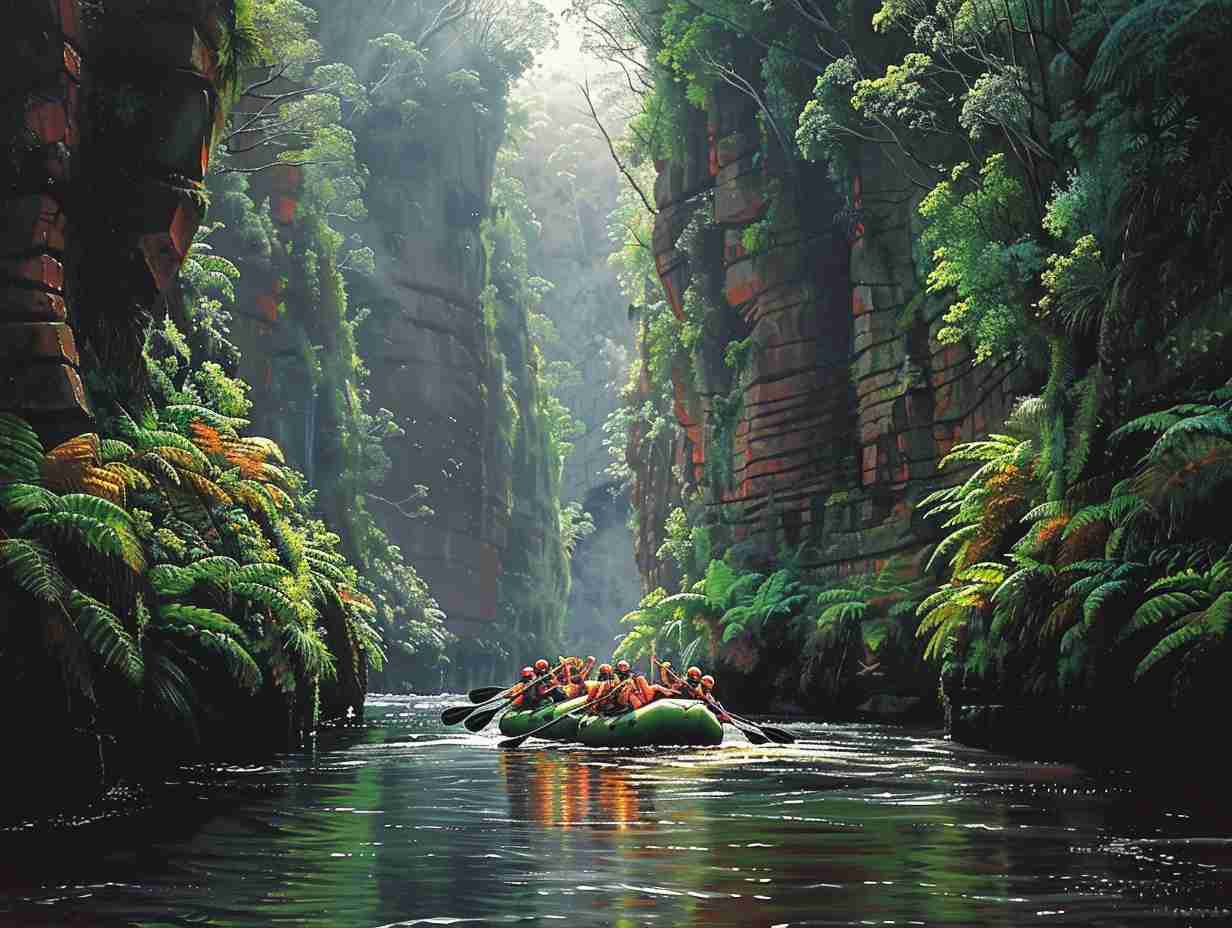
2, 694, 1230, 927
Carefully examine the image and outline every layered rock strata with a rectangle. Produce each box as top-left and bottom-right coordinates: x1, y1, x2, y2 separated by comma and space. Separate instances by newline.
2, 0, 222, 445
635, 84, 1026, 583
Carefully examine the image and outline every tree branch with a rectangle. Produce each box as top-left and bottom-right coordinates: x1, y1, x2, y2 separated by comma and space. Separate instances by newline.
579, 79, 657, 215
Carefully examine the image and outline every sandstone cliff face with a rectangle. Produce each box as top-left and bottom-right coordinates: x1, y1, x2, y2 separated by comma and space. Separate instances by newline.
636, 84, 1026, 583
349, 95, 507, 648
2, 0, 224, 445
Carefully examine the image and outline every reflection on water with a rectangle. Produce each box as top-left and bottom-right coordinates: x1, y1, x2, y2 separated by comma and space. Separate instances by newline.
1, 694, 1230, 927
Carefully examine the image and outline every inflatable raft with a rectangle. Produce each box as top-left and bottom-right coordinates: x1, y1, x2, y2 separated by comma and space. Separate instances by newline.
575, 698, 724, 748
498, 694, 589, 740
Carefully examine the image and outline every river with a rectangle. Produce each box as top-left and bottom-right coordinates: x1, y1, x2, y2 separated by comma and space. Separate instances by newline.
1, 694, 1229, 926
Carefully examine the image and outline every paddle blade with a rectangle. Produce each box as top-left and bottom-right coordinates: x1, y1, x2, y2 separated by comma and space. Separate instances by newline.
762, 725, 796, 744
441, 704, 475, 725
498, 733, 530, 750
468, 686, 506, 704
735, 723, 770, 745
464, 705, 503, 733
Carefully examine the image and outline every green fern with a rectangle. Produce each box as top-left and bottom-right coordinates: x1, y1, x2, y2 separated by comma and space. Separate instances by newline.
0, 538, 70, 604
1134, 592, 1232, 680
68, 591, 144, 685
0, 413, 45, 481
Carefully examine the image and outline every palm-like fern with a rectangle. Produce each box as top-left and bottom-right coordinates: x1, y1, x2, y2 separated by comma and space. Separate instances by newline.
0, 400, 387, 739
1116, 558, 1232, 688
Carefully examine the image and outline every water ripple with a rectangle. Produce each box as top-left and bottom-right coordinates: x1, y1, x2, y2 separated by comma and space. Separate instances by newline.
0, 696, 1228, 926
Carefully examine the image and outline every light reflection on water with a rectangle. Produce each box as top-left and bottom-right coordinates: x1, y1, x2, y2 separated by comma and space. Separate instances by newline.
0, 693, 1229, 926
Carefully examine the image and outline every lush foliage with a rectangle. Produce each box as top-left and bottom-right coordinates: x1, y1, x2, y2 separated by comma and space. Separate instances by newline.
580, 0, 1232, 720
0, 390, 379, 741
919, 383, 1232, 703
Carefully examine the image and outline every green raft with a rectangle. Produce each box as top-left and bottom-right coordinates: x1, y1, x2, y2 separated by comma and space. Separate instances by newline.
575, 698, 724, 748
498, 695, 589, 740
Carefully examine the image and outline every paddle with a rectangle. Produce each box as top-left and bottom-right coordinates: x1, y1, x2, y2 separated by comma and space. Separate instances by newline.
653, 660, 777, 746
440, 661, 567, 725
498, 680, 630, 750
467, 685, 508, 704
720, 705, 796, 744
463, 703, 505, 733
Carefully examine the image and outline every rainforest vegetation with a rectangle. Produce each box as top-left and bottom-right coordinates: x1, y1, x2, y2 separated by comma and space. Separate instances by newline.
581, 0, 1232, 737
1, 0, 621, 815
4, 0, 1231, 823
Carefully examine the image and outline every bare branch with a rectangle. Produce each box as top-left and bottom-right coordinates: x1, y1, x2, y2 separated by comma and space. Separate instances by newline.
579, 79, 657, 215
211, 158, 346, 176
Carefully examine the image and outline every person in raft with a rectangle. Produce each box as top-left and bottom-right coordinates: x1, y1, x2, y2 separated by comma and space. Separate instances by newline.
611, 659, 677, 710
698, 674, 732, 722
658, 662, 704, 698
587, 663, 624, 715
653, 662, 731, 721
511, 659, 567, 710
562, 656, 597, 698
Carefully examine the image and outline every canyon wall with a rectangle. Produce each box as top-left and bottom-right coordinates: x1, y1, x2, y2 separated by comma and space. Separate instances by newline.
223, 48, 569, 677
635, 85, 1027, 584
3, 0, 223, 446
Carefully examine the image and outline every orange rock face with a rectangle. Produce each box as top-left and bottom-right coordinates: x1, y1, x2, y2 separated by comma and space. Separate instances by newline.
632, 87, 1025, 580
1, 0, 225, 443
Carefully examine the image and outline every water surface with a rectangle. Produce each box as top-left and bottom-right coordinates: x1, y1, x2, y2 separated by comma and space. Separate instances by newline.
2, 694, 1229, 926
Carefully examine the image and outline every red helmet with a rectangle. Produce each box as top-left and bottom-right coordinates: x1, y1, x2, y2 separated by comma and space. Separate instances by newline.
686, 666, 702, 681
520, 666, 535, 680
533, 659, 550, 674
701, 674, 715, 689
615, 659, 631, 675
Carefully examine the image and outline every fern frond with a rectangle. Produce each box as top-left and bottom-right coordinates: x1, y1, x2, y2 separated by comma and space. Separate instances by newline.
99, 439, 135, 463
68, 591, 143, 685
1118, 590, 1205, 643
816, 601, 867, 627
1083, 578, 1136, 629
1020, 500, 1069, 525
957, 562, 1009, 584
1108, 405, 1214, 446
0, 483, 58, 517
233, 581, 306, 625
159, 404, 249, 436
0, 538, 70, 603
0, 413, 45, 481
282, 622, 335, 681
926, 524, 979, 573
156, 446, 210, 476
57, 494, 145, 572
101, 462, 153, 492
919, 484, 964, 510
815, 587, 864, 606
148, 652, 198, 731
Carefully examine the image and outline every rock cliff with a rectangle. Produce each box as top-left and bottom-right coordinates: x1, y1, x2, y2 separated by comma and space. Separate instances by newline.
635, 84, 1027, 584
222, 26, 570, 678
